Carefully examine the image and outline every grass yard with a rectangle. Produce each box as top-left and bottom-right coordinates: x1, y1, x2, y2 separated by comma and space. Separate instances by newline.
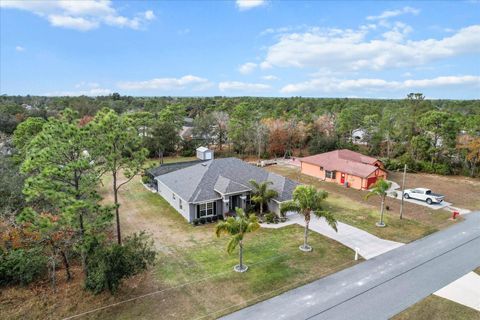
391, 295, 480, 320
1, 157, 359, 320
267, 165, 455, 243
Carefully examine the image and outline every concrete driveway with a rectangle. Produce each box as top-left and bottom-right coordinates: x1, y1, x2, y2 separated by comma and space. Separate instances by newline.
222, 212, 480, 320
261, 213, 404, 260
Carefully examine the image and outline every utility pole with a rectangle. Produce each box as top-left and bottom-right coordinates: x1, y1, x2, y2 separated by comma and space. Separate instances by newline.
400, 164, 407, 219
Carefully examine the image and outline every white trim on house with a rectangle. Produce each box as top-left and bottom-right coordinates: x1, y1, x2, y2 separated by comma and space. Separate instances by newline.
193, 198, 222, 205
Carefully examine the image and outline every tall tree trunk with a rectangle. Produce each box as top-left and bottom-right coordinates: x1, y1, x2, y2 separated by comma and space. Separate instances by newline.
380, 196, 385, 225
113, 172, 121, 245
304, 220, 309, 249
239, 241, 243, 270
75, 174, 87, 276
60, 250, 71, 281
51, 249, 57, 293
260, 201, 263, 216
79, 211, 87, 276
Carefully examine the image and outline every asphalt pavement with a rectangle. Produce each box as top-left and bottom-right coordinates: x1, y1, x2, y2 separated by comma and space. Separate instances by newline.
221, 212, 480, 320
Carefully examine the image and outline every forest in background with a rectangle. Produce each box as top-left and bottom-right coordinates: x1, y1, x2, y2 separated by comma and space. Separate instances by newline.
1, 94, 479, 177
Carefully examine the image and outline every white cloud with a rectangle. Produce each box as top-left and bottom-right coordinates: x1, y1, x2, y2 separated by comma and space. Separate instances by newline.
367, 6, 420, 21
45, 81, 111, 96
48, 14, 99, 31
15, 45, 25, 52
219, 81, 271, 92
236, 0, 266, 11
45, 88, 112, 97
259, 25, 480, 72
0, 0, 155, 31
238, 62, 257, 74
144, 10, 155, 21
118, 75, 211, 91
262, 75, 279, 81
281, 75, 480, 94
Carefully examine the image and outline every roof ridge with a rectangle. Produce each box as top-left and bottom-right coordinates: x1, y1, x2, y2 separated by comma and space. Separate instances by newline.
187, 161, 212, 202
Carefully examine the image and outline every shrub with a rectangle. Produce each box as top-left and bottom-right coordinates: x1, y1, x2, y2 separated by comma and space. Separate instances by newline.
192, 219, 199, 226
141, 175, 151, 184
199, 217, 206, 224
85, 232, 156, 294
264, 212, 276, 224
0, 247, 47, 286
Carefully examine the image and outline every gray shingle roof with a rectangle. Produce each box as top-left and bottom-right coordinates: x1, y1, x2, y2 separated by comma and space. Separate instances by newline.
147, 160, 207, 177
154, 157, 299, 203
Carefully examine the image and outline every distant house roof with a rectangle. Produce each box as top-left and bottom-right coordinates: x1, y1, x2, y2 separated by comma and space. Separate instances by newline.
179, 126, 193, 140
183, 117, 194, 126
300, 149, 382, 178
154, 157, 299, 203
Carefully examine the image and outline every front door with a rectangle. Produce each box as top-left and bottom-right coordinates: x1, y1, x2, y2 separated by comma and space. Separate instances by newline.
340, 173, 345, 184
229, 195, 240, 212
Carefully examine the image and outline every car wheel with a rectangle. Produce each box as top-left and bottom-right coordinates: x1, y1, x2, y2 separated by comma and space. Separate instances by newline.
426, 198, 432, 205
404, 193, 410, 199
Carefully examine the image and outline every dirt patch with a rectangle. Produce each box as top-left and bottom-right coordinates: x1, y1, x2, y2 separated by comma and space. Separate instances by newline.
98, 173, 216, 251
388, 171, 480, 211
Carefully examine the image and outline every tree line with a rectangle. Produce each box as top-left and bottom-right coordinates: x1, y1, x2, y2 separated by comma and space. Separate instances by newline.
1, 93, 479, 177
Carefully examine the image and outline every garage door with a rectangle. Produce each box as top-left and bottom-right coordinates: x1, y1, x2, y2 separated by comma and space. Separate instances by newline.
366, 176, 377, 189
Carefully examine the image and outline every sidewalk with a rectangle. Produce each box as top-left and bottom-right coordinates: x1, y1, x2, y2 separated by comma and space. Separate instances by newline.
434, 271, 480, 311
261, 213, 404, 260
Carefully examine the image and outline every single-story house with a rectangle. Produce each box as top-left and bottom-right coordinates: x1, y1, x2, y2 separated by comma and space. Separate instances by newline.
150, 157, 299, 222
300, 149, 387, 190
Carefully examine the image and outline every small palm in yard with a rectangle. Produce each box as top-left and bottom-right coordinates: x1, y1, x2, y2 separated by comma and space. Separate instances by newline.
365, 179, 396, 228
280, 185, 337, 252
249, 179, 278, 216
215, 207, 260, 272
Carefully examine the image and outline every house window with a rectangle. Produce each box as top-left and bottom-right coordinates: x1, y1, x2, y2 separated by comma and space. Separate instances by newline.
172, 193, 176, 200
179, 198, 183, 210
198, 202, 215, 218
325, 170, 336, 179
320, 166, 324, 171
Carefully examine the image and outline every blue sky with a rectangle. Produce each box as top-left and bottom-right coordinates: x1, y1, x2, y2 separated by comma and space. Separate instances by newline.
1, 0, 479, 99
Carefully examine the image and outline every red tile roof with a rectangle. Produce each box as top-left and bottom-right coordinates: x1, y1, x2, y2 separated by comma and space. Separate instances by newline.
300, 149, 382, 178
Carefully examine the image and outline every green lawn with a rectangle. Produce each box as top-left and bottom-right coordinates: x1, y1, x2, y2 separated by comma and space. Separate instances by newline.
392, 295, 480, 320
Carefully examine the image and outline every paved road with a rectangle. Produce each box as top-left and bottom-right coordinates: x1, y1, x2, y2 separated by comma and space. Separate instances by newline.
262, 213, 404, 259
222, 212, 480, 320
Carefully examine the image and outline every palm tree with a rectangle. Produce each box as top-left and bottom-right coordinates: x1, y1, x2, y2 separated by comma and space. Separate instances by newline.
365, 179, 396, 227
280, 185, 337, 252
215, 208, 260, 272
249, 180, 278, 216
